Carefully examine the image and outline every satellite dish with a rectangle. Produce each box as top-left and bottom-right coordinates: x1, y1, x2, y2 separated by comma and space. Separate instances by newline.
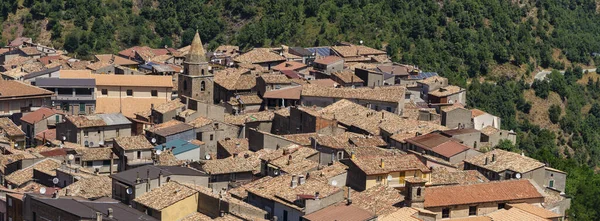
39, 187, 47, 195
205, 154, 211, 160
156, 150, 162, 155
67, 154, 74, 161
274, 170, 279, 175
14, 143, 18, 147
98, 141, 104, 146
359, 40, 364, 45
387, 175, 393, 181
52, 178, 59, 185
515, 173, 522, 179
62, 136, 66, 141
151, 138, 157, 144
126, 188, 133, 195
331, 180, 338, 186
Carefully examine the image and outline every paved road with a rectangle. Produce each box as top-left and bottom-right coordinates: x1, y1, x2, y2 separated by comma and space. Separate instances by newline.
533, 68, 596, 81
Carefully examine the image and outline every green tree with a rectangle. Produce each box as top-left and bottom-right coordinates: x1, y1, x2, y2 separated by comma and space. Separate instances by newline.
548, 104, 561, 124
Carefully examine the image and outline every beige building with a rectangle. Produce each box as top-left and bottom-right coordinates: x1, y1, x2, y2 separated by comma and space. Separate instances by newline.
343, 154, 431, 191
417, 179, 546, 219
0, 80, 54, 117
0, 118, 26, 149
56, 113, 132, 147
59, 70, 173, 118
113, 135, 154, 170
178, 32, 214, 104
300, 85, 406, 115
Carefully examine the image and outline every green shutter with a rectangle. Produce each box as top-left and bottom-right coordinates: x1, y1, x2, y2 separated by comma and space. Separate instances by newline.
79, 103, 85, 112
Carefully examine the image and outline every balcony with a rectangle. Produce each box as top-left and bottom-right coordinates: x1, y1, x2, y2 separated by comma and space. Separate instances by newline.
54, 94, 94, 101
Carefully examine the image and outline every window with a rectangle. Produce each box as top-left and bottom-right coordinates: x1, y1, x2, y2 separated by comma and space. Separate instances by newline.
283, 210, 288, 221
416, 187, 422, 197
126, 89, 133, 96
55, 115, 59, 122
469, 206, 477, 216
116, 129, 120, 137
376, 176, 382, 183
201, 81, 206, 91
386, 107, 392, 112
230, 173, 236, 181
549, 180, 554, 188
79, 103, 85, 113
151, 90, 158, 97
210, 134, 214, 141
197, 132, 203, 141
183, 80, 188, 91
103, 160, 111, 166
498, 203, 506, 209
137, 151, 142, 159
8, 198, 12, 206
201, 69, 205, 75
84, 131, 89, 137
442, 208, 450, 218
86, 161, 93, 167
102, 89, 108, 95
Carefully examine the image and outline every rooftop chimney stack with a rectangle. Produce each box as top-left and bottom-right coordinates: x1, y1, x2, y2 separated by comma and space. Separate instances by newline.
351, 151, 356, 160
346, 186, 352, 205
291, 175, 298, 188
108, 208, 113, 219
315, 191, 320, 199
298, 175, 305, 185
485, 157, 489, 165
492, 154, 496, 162
96, 212, 102, 221
380, 158, 385, 168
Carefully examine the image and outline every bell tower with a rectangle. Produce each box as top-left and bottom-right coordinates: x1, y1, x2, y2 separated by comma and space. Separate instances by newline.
178, 31, 214, 103
405, 177, 426, 208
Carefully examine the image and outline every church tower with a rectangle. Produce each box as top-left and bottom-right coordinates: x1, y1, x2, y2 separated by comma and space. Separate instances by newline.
178, 31, 214, 103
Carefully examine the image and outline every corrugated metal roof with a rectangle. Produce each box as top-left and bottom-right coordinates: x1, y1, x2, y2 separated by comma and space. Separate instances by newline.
97, 113, 131, 126
154, 139, 199, 156
36, 77, 95, 88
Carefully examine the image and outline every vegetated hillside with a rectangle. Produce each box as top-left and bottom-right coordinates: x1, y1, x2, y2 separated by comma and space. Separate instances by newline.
2, 0, 600, 219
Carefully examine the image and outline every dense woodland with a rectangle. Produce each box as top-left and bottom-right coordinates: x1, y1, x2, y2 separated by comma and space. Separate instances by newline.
2, 0, 600, 219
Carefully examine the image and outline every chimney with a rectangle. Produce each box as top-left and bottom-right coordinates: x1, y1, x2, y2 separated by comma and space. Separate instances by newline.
220, 210, 225, 217
65, 188, 71, 196
287, 155, 292, 165
382, 112, 384, 119
136, 172, 141, 184
52, 190, 59, 199
109, 152, 114, 174
346, 187, 352, 205
350, 151, 355, 160
298, 175, 305, 185
96, 212, 102, 221
273, 216, 278, 221
162, 144, 166, 151
108, 208, 113, 219
380, 158, 384, 168
291, 175, 298, 188
484, 157, 489, 165
314, 191, 320, 199
492, 154, 496, 162
158, 171, 163, 187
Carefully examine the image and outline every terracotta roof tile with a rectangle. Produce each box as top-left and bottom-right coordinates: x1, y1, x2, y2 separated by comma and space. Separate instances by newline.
95, 54, 139, 66
228, 94, 263, 106
485, 208, 548, 221
507, 203, 562, 219
424, 179, 544, 208
186, 116, 213, 128
272, 61, 307, 71
234, 48, 286, 64
314, 56, 343, 65
20, 107, 62, 124
301, 85, 405, 103
471, 108, 488, 118
350, 184, 404, 216
152, 98, 184, 114
198, 157, 255, 174
378, 207, 421, 221
133, 181, 197, 211
332, 70, 364, 84
350, 154, 430, 175
464, 149, 545, 173
0, 80, 53, 99
114, 135, 154, 150
263, 86, 302, 100
303, 204, 376, 221
59, 176, 112, 199
224, 111, 274, 125
0, 118, 25, 137
430, 167, 489, 186
5, 158, 62, 186
331, 45, 386, 58
349, 136, 387, 147
428, 85, 464, 97
65, 115, 106, 128
260, 74, 292, 84
74, 148, 117, 161
218, 138, 249, 156
481, 125, 500, 136
214, 68, 255, 91
430, 141, 471, 158
417, 75, 446, 85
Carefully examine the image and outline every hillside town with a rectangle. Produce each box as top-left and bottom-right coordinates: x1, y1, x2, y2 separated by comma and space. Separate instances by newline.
0, 33, 570, 221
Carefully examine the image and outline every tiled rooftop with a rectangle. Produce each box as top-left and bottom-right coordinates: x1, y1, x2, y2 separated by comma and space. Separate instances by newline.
350, 184, 404, 216
485, 208, 548, 221
428, 85, 464, 97
214, 68, 255, 91
303, 203, 376, 221
74, 147, 117, 161
424, 179, 544, 208
301, 84, 405, 103
245, 174, 342, 210
430, 167, 489, 186
114, 135, 154, 151
218, 138, 249, 155
481, 125, 500, 136
272, 61, 307, 71
507, 203, 562, 219
331, 45, 386, 58
5, 158, 62, 186
463, 149, 545, 173
350, 154, 430, 175
260, 74, 292, 84
133, 181, 197, 211
59, 176, 112, 199
0, 118, 25, 137
233, 48, 286, 64
332, 70, 364, 84
152, 98, 184, 114
198, 157, 255, 175
224, 111, 274, 125
0, 80, 53, 99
